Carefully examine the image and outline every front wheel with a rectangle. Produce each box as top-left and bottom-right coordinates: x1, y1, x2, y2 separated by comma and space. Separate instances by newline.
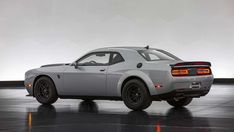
34, 77, 58, 105
122, 79, 152, 111
167, 97, 192, 107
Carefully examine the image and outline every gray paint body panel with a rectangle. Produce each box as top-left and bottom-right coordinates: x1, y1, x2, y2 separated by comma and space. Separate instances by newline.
25, 47, 214, 99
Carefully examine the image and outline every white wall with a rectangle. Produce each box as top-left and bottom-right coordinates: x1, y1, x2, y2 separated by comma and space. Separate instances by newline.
0, 0, 234, 80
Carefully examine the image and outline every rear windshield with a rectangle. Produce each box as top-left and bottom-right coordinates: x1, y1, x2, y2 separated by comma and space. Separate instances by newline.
138, 49, 181, 61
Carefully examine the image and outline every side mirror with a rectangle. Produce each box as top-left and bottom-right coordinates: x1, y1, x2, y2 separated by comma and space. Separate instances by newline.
71, 63, 79, 69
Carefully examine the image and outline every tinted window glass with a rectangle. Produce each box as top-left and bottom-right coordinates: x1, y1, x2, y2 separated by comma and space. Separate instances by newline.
78, 52, 110, 66
138, 50, 179, 61
111, 53, 124, 64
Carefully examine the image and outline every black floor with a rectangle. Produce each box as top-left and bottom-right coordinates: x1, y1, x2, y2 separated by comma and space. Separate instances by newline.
0, 84, 234, 132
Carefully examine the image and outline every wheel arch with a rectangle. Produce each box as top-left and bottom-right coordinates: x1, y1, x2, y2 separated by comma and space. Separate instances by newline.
117, 70, 156, 96
121, 76, 148, 94
33, 74, 57, 97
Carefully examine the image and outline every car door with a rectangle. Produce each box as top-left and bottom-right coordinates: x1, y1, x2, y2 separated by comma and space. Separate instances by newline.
62, 52, 110, 96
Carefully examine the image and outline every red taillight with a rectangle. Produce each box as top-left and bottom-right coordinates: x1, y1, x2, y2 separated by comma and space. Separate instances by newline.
197, 68, 211, 75
171, 68, 189, 76
171, 67, 212, 77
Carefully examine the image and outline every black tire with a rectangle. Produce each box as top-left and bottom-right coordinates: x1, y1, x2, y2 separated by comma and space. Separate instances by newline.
167, 97, 192, 108
122, 79, 152, 111
34, 77, 58, 105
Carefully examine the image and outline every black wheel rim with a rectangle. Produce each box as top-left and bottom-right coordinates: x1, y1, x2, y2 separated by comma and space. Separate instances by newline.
126, 85, 143, 104
36, 80, 50, 100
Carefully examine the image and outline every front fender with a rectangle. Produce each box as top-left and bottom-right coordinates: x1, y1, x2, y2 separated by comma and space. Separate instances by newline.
25, 68, 64, 96
117, 70, 157, 96
24, 69, 39, 95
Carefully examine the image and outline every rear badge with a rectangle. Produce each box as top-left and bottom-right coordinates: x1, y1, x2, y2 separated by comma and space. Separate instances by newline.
190, 82, 201, 89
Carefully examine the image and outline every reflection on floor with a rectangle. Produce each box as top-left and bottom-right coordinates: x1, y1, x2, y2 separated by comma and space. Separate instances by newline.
0, 84, 234, 132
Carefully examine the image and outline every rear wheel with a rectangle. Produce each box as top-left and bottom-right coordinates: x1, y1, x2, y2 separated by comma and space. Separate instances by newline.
34, 77, 58, 105
122, 79, 152, 111
167, 97, 192, 107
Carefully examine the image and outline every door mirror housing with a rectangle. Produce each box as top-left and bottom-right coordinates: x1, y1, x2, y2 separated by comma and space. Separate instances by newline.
71, 62, 79, 69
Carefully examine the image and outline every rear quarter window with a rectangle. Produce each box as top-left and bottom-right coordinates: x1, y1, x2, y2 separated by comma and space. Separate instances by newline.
138, 50, 180, 61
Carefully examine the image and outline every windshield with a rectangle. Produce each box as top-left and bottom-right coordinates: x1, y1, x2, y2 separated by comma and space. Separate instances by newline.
138, 49, 181, 61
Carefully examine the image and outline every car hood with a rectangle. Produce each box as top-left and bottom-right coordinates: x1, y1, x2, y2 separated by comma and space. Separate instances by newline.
41, 63, 70, 68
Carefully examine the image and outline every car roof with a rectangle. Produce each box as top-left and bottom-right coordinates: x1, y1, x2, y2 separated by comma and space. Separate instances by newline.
91, 46, 159, 52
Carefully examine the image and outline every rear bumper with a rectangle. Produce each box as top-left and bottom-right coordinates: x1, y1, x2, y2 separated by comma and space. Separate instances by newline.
152, 88, 210, 101
150, 74, 213, 95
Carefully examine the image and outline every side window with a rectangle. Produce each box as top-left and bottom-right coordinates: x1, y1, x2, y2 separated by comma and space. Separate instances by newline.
148, 53, 160, 61
110, 53, 124, 64
78, 52, 110, 66
138, 51, 160, 61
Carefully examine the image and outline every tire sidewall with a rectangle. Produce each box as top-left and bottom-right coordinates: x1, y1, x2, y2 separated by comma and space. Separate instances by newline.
34, 77, 58, 105
122, 79, 152, 110
167, 97, 192, 107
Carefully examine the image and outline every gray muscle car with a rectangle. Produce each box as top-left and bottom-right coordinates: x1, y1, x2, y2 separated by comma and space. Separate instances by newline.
25, 46, 213, 110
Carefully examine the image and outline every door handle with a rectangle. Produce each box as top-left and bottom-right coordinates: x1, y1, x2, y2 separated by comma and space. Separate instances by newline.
100, 69, 106, 72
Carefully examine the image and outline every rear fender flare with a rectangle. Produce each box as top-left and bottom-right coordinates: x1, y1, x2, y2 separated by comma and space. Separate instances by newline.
117, 70, 156, 96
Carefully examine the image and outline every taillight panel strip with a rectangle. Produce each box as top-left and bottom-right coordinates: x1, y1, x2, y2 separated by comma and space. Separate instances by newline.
171, 67, 211, 77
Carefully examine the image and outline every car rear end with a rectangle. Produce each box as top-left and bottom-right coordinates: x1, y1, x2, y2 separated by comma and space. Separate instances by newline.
154, 61, 214, 100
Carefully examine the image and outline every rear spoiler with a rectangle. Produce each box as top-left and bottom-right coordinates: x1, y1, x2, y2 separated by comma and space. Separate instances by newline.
170, 61, 211, 67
